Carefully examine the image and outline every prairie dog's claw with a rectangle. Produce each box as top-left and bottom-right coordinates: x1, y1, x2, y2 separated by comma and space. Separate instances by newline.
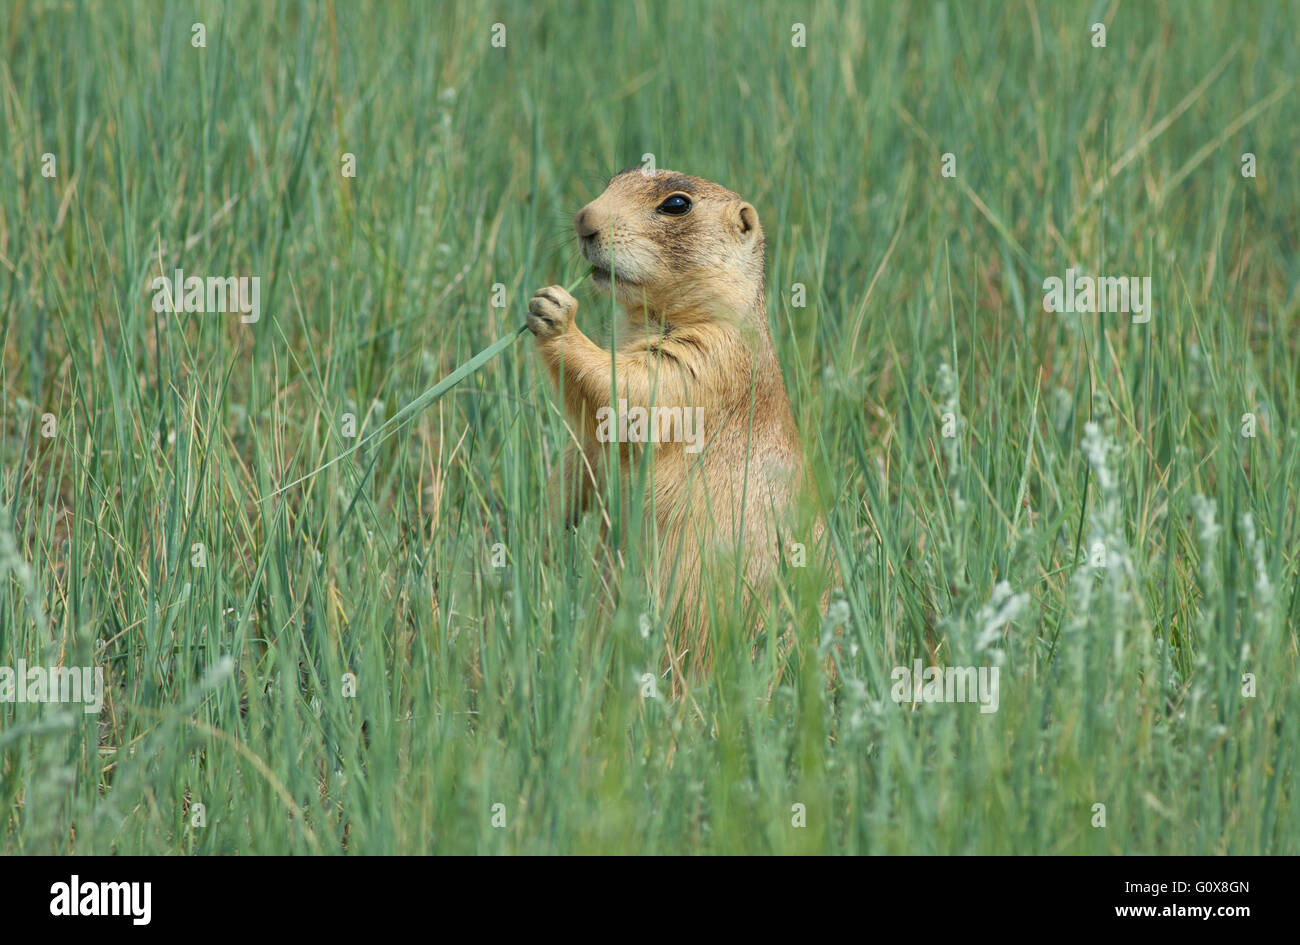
526, 286, 578, 341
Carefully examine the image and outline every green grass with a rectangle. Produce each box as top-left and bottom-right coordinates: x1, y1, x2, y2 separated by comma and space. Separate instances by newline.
2, 0, 1297, 854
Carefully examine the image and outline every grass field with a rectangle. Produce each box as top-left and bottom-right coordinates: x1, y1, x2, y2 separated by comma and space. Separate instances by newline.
2, 0, 1297, 855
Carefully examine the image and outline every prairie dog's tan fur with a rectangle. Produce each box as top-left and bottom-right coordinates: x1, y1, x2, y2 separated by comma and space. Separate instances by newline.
527, 169, 810, 672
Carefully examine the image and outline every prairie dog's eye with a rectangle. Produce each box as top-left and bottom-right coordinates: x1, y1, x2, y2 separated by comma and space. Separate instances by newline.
656, 193, 692, 216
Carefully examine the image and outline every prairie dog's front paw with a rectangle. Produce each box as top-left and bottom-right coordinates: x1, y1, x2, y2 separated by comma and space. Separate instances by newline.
527, 286, 578, 342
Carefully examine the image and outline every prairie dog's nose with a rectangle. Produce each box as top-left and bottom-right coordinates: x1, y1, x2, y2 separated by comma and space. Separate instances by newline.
574, 207, 599, 239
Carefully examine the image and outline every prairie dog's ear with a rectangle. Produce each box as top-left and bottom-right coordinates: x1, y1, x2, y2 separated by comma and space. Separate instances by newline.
736, 201, 761, 242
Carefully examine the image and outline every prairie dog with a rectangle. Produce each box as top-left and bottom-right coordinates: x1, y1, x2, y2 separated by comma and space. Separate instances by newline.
527, 169, 810, 673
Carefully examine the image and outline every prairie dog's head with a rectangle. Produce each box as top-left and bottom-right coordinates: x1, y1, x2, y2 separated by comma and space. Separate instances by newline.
573, 169, 765, 323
